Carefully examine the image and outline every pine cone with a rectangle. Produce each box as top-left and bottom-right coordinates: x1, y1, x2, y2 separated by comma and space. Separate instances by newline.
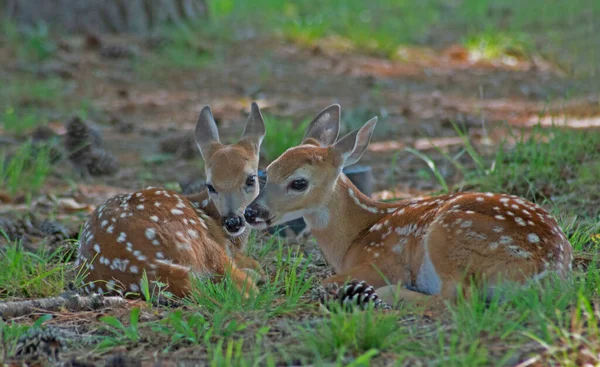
319, 280, 391, 311
38, 220, 71, 245
15, 327, 62, 361
0, 217, 29, 244
86, 149, 119, 177
100, 45, 134, 59
65, 116, 93, 163
104, 353, 142, 367
145, 35, 173, 50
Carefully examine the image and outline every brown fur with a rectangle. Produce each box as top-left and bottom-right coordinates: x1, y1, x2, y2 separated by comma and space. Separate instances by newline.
247, 105, 573, 308
76, 103, 267, 299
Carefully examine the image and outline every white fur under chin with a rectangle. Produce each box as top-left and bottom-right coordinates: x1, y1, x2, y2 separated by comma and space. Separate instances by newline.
225, 226, 247, 237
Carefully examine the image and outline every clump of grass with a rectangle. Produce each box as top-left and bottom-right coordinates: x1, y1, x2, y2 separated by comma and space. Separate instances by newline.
186, 239, 313, 317
463, 31, 532, 61
205, 0, 440, 57
2, 21, 57, 61
297, 306, 404, 363
137, 24, 214, 77
153, 309, 250, 350
0, 141, 53, 197
1, 107, 44, 136
0, 238, 74, 299
261, 116, 311, 162
0, 77, 67, 110
97, 307, 141, 350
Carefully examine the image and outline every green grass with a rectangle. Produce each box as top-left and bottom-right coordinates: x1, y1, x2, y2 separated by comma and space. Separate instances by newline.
0, 141, 53, 197
0, 77, 68, 110
297, 306, 405, 364
1, 21, 57, 62
97, 307, 142, 350
462, 31, 532, 61
0, 238, 75, 299
1, 107, 44, 136
185, 239, 314, 317
261, 116, 311, 162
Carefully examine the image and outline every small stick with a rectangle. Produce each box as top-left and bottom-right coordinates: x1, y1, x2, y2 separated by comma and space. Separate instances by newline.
0, 294, 127, 319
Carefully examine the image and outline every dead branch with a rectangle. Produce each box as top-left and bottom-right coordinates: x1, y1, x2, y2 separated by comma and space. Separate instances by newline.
0, 294, 127, 319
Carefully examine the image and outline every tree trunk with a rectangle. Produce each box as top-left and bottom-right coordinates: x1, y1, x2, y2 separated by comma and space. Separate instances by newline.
3, 0, 208, 34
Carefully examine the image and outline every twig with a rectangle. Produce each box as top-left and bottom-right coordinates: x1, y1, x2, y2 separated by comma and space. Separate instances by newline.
0, 294, 127, 319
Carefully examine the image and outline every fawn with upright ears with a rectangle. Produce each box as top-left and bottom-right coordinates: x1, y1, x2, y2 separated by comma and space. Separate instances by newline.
244, 104, 573, 307
76, 103, 266, 298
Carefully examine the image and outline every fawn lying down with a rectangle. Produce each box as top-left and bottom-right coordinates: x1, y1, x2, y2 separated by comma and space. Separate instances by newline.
244, 104, 573, 308
77, 103, 266, 297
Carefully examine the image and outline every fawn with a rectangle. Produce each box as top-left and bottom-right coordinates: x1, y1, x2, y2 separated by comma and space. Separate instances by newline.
76, 103, 266, 297
244, 104, 573, 307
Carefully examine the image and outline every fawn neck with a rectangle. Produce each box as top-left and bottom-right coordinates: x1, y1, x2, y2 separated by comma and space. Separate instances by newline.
304, 175, 395, 272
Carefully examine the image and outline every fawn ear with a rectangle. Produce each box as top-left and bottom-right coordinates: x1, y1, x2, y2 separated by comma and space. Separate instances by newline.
302, 104, 341, 146
240, 102, 266, 153
195, 106, 221, 159
332, 117, 377, 168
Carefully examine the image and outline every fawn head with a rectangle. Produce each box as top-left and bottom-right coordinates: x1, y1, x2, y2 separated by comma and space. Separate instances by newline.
196, 102, 266, 236
245, 104, 377, 229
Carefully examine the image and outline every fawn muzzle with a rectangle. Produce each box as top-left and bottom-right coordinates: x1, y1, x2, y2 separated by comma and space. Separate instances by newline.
244, 203, 271, 228
222, 214, 245, 235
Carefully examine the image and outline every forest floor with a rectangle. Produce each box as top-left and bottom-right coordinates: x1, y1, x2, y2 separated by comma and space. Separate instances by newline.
1, 1, 600, 366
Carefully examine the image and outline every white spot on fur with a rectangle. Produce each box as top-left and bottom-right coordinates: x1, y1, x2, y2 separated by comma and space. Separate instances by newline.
107, 225, 114, 233
171, 209, 184, 215
499, 236, 513, 245
476, 197, 484, 202
152, 240, 159, 246
150, 215, 159, 222
117, 232, 126, 243
145, 228, 156, 240
370, 223, 383, 232
93, 244, 101, 253
527, 233, 540, 244
137, 204, 144, 210
460, 220, 473, 228
515, 217, 527, 226
101, 220, 108, 228
130, 284, 140, 292
156, 252, 165, 259
507, 245, 532, 258
507, 211, 515, 216
485, 192, 494, 197
154, 202, 161, 207
492, 226, 503, 233
495, 215, 505, 220
130, 265, 139, 274
489, 242, 499, 250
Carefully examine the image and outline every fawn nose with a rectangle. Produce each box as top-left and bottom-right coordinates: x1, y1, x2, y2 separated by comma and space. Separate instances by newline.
244, 206, 258, 224
223, 214, 244, 233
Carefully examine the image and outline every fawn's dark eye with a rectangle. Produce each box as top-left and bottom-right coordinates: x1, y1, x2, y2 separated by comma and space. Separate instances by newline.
206, 184, 217, 194
246, 175, 256, 187
289, 178, 308, 191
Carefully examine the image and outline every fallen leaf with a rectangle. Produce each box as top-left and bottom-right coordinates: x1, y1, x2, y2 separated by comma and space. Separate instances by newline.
56, 197, 95, 213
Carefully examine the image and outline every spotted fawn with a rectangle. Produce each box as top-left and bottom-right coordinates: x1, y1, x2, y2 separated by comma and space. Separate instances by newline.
76, 103, 266, 297
244, 104, 573, 307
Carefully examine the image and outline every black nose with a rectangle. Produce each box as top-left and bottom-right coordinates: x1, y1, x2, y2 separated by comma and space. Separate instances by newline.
244, 206, 257, 224
223, 215, 244, 233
